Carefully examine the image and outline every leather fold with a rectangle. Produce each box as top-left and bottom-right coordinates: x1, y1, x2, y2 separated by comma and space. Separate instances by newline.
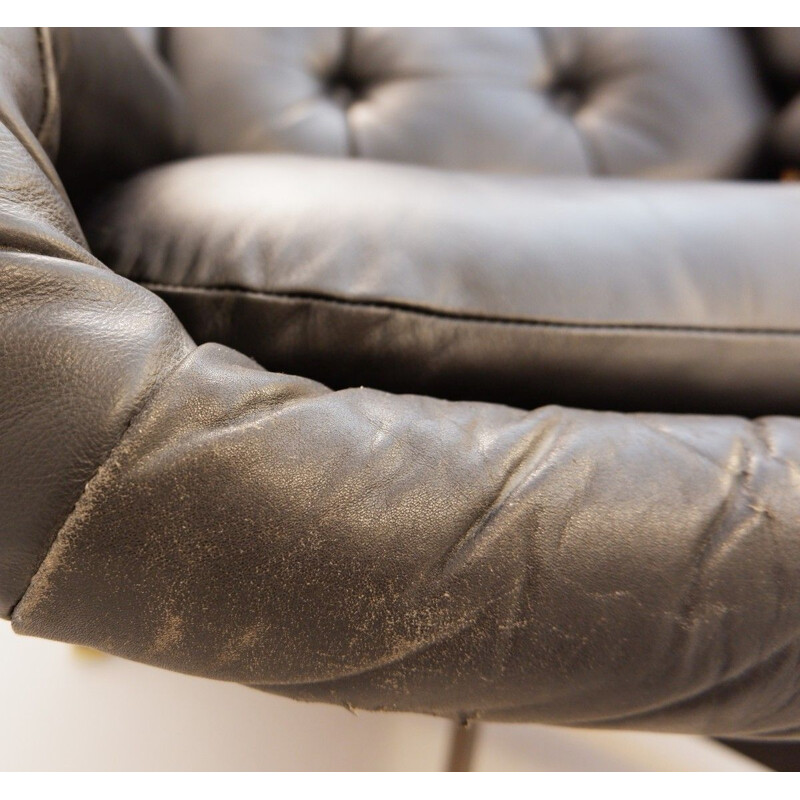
13, 341, 800, 736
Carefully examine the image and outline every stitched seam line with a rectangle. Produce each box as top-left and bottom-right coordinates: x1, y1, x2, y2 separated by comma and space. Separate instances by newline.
34, 28, 49, 139
8, 341, 196, 619
141, 280, 800, 338
34, 28, 58, 145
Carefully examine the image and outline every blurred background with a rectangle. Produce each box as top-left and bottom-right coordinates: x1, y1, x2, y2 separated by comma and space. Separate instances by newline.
0, 626, 763, 771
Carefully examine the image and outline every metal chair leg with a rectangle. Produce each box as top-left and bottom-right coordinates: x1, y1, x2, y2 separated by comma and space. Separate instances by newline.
447, 720, 480, 771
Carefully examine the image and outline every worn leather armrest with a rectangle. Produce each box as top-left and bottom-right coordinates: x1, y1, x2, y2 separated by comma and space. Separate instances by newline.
10, 338, 800, 736
0, 27, 192, 617
6, 27, 800, 737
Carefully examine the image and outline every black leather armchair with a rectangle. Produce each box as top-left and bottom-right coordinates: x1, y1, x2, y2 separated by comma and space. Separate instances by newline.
4, 28, 800, 743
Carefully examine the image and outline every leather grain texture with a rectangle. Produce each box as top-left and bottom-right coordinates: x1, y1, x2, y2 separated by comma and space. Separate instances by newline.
87, 154, 800, 414
12, 342, 800, 735
6, 27, 800, 736
166, 27, 768, 179
0, 28, 192, 618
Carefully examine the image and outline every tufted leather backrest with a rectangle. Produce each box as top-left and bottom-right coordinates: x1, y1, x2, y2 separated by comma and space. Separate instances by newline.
757, 28, 800, 168
166, 27, 769, 179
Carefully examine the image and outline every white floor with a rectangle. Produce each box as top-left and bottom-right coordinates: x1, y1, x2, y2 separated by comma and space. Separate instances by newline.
0, 625, 764, 771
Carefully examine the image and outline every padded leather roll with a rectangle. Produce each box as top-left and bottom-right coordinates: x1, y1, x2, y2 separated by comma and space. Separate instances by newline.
0, 28, 192, 618
87, 154, 800, 414
166, 27, 768, 179
9, 27, 800, 736
13, 341, 800, 736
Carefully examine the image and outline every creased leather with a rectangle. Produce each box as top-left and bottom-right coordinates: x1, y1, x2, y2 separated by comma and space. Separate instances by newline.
12, 342, 800, 736
5, 27, 800, 737
0, 28, 192, 617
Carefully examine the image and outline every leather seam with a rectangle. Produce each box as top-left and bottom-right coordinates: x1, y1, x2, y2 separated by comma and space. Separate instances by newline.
8, 340, 196, 619
141, 280, 800, 339
34, 28, 58, 147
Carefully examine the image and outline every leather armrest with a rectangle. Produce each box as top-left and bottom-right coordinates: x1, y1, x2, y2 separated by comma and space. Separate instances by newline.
6, 27, 800, 736
12, 340, 800, 736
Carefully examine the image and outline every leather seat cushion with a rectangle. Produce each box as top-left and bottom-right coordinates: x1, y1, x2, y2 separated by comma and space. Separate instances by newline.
85, 154, 800, 414
166, 28, 768, 179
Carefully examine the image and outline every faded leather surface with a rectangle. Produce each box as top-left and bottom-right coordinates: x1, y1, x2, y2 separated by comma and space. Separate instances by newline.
6, 27, 800, 736
87, 154, 800, 413
166, 28, 768, 178
13, 343, 800, 735
0, 28, 192, 617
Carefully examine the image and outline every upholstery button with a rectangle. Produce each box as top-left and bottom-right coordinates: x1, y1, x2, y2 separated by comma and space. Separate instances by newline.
548, 71, 589, 115
324, 69, 367, 109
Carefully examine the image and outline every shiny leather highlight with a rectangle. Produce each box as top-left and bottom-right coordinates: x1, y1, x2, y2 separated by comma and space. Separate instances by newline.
5, 28, 800, 739
167, 28, 768, 178
87, 154, 800, 414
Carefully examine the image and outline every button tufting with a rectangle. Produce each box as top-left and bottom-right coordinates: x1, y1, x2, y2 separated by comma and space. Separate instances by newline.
549, 74, 589, 115
323, 64, 368, 110
169, 28, 769, 178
